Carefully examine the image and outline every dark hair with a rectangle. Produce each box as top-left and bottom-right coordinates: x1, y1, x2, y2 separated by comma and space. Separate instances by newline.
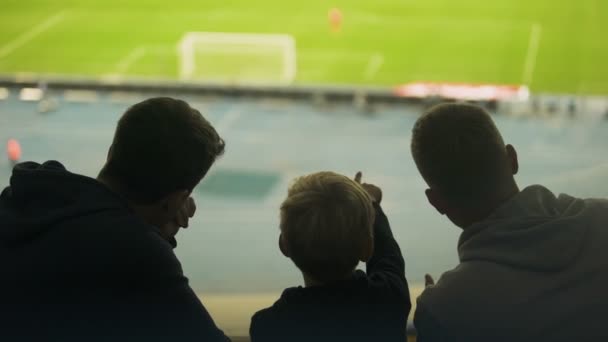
410, 102, 510, 204
100, 97, 225, 204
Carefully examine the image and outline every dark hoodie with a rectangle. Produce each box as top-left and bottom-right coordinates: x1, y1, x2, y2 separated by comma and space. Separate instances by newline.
0, 161, 227, 342
250, 203, 411, 342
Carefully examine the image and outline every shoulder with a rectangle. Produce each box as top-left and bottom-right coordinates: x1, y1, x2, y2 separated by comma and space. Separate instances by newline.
418, 261, 509, 325
252, 287, 299, 320
80, 211, 182, 280
251, 306, 274, 330
250, 294, 290, 339
251, 286, 302, 323
418, 262, 490, 318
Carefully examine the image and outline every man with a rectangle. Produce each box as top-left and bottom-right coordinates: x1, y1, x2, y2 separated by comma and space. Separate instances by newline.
410, 103, 608, 341
0, 97, 228, 341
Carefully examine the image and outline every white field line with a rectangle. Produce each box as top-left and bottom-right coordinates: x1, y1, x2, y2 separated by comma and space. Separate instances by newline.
104, 46, 173, 81
0, 10, 68, 58
364, 53, 384, 80
522, 23, 542, 86
115, 46, 148, 74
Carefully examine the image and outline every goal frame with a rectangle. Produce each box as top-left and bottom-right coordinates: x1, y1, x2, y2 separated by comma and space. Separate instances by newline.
177, 32, 297, 84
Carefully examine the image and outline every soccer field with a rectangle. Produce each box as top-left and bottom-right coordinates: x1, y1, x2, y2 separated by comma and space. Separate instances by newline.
0, 0, 607, 94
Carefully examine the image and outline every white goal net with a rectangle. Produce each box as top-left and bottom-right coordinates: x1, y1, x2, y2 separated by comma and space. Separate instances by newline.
178, 32, 296, 84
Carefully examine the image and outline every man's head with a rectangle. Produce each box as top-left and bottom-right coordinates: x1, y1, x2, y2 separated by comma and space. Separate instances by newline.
99, 97, 225, 233
410, 102, 519, 228
279, 172, 375, 284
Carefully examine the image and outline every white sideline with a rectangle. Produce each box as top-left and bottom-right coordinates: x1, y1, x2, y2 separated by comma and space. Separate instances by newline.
115, 46, 148, 74
522, 23, 542, 86
0, 10, 68, 59
364, 53, 384, 80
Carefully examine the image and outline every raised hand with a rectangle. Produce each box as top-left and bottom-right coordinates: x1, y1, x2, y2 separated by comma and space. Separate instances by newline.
354, 171, 383, 204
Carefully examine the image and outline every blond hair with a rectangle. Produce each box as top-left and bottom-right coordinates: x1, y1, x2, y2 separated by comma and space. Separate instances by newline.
280, 172, 375, 283
411, 102, 511, 204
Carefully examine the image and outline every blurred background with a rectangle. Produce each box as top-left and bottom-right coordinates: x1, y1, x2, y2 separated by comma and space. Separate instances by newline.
1, 0, 607, 337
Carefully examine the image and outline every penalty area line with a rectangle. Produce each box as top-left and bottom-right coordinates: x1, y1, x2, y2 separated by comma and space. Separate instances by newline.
522, 23, 542, 86
0, 10, 68, 58
115, 46, 148, 74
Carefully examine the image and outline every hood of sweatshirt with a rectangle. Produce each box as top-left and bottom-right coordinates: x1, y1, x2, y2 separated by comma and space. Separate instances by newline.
458, 185, 591, 272
0, 161, 128, 247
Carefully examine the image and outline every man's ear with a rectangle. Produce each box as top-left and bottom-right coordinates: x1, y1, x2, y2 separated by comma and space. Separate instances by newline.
279, 233, 290, 258
506, 144, 519, 175
425, 188, 447, 215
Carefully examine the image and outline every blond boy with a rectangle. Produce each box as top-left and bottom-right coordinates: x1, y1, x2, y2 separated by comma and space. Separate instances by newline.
250, 171, 410, 342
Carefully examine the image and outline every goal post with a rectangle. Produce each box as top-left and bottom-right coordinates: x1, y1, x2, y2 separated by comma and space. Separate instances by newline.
178, 32, 297, 84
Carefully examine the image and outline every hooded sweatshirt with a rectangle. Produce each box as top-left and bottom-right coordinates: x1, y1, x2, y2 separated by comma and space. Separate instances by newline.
415, 185, 608, 342
0, 161, 227, 342
250, 203, 411, 342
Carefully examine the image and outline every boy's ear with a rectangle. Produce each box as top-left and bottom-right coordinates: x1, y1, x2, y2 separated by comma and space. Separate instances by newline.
425, 188, 447, 215
279, 233, 290, 258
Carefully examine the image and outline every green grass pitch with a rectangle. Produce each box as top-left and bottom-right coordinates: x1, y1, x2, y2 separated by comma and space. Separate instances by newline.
0, 0, 606, 94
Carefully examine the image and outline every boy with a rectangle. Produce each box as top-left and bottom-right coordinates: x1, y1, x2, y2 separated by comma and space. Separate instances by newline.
250, 171, 410, 342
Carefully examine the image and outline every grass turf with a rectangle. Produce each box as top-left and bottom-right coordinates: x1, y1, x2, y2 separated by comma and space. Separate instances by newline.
0, 0, 606, 94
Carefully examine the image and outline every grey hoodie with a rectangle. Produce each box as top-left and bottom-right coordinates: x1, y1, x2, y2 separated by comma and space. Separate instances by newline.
415, 185, 608, 342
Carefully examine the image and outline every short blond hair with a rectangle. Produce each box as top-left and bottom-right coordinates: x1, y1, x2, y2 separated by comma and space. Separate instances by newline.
411, 102, 510, 204
280, 172, 375, 283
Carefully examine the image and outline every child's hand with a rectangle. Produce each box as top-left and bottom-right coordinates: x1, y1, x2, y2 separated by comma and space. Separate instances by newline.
354, 171, 383, 204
